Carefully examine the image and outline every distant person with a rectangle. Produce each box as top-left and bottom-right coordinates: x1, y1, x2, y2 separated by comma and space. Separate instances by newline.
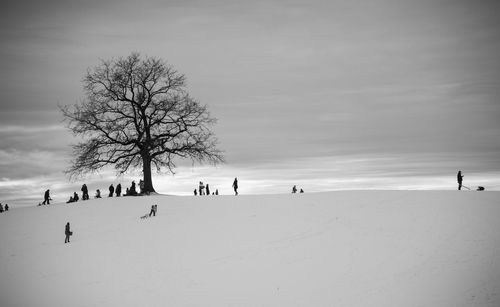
129, 181, 137, 195
81, 184, 89, 200
199, 181, 204, 196
65, 222, 72, 244
300, 189, 304, 193
457, 171, 464, 190
194, 189, 197, 196
292, 185, 297, 193
95, 189, 101, 198
0, 203, 3, 213
115, 183, 122, 197
477, 186, 485, 191
66, 196, 74, 204
109, 184, 114, 197
206, 184, 210, 196
232, 178, 238, 195
42, 189, 51, 205
73, 192, 79, 202
139, 180, 145, 194
215, 189, 219, 195
149, 204, 158, 217
4, 204, 9, 211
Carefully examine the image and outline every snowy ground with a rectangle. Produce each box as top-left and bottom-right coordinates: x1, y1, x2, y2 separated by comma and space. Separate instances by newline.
1, 191, 499, 307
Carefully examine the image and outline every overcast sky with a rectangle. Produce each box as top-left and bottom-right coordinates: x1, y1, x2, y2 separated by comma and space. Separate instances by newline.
1, 0, 500, 206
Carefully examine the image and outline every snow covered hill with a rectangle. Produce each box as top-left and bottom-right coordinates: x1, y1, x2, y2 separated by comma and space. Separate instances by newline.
1, 191, 499, 307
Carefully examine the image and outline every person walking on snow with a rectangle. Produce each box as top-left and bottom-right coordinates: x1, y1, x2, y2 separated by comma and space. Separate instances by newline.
457, 170, 464, 190
42, 189, 51, 205
65, 222, 72, 243
232, 178, 238, 195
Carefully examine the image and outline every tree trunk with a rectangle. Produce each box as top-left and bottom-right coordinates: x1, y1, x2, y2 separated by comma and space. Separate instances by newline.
142, 153, 156, 193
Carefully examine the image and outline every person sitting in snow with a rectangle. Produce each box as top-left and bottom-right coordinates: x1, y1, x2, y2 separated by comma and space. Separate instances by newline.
66, 196, 74, 204
73, 192, 79, 202
95, 189, 101, 198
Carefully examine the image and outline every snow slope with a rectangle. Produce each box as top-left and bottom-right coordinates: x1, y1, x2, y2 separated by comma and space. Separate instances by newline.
1, 191, 499, 307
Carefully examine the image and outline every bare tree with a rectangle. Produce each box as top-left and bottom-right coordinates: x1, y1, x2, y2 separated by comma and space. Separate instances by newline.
61, 53, 224, 193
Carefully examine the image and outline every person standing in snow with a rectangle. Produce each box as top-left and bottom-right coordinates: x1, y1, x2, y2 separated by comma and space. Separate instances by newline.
292, 185, 297, 193
0, 203, 3, 213
81, 184, 89, 200
199, 181, 204, 196
65, 222, 72, 243
115, 183, 122, 197
457, 170, 464, 190
232, 178, 238, 195
109, 184, 114, 197
206, 184, 210, 196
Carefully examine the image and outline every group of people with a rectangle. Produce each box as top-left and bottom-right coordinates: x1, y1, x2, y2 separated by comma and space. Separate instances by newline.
292, 185, 305, 194
0, 203, 9, 213
64, 180, 146, 204
193, 178, 239, 196
194, 181, 219, 196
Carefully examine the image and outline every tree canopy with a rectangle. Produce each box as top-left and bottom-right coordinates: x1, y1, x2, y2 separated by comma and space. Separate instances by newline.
61, 53, 224, 193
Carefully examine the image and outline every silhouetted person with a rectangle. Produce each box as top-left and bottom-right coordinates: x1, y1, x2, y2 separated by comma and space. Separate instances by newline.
109, 184, 114, 197
206, 184, 210, 196
139, 180, 145, 194
199, 181, 204, 196
81, 184, 89, 200
149, 204, 157, 217
42, 189, 51, 205
95, 189, 101, 198
65, 222, 71, 243
73, 192, 79, 202
194, 189, 197, 196
215, 189, 219, 195
477, 186, 485, 191
292, 185, 297, 193
0, 203, 3, 213
300, 189, 304, 193
129, 181, 137, 195
4, 204, 8, 211
115, 183, 122, 197
457, 171, 464, 190
232, 178, 238, 195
